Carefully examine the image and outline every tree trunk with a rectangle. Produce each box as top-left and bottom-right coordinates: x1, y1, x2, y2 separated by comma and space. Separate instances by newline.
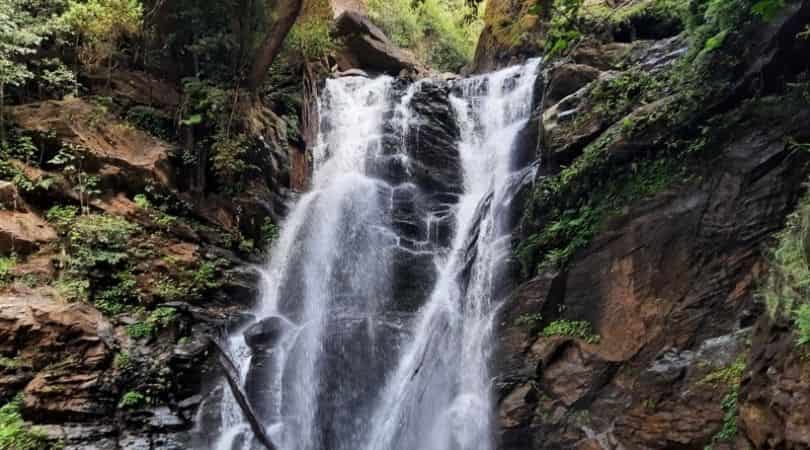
209, 339, 277, 450
247, 0, 304, 92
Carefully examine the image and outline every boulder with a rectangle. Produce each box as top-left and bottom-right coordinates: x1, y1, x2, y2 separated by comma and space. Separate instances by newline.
333, 11, 424, 75
0, 210, 58, 255
0, 294, 116, 421
243, 316, 288, 352
11, 99, 176, 193
543, 64, 601, 108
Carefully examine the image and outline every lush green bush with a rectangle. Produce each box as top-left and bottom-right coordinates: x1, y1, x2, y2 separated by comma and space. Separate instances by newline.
367, 0, 482, 71
0, 396, 56, 450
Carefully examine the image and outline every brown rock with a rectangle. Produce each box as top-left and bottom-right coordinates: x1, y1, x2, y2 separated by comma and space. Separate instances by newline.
0, 210, 58, 255
499, 91, 810, 449
0, 294, 115, 421
11, 99, 176, 191
333, 11, 424, 75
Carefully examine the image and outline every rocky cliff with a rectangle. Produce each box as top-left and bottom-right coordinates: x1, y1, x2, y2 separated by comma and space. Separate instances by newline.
489, 0, 810, 449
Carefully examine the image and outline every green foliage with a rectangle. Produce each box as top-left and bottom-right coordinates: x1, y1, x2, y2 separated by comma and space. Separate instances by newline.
760, 187, 810, 347
133, 193, 151, 209
367, 0, 482, 71
113, 352, 131, 370
118, 390, 145, 409
126, 307, 177, 339
125, 106, 173, 140
66, 214, 139, 274
45, 205, 78, 230
544, 0, 584, 58
705, 388, 739, 449
261, 217, 280, 249
59, 0, 142, 69
0, 0, 70, 142
94, 270, 139, 315
0, 396, 55, 450
796, 304, 810, 346
286, 15, 336, 60
210, 131, 250, 184
750, 0, 785, 20
703, 30, 727, 52
48, 143, 101, 212
519, 154, 684, 273
56, 213, 142, 310
0, 256, 16, 286
514, 313, 543, 328
542, 320, 600, 343
700, 357, 746, 386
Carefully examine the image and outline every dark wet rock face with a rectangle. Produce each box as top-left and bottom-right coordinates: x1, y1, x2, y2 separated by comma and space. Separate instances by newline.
244, 316, 288, 352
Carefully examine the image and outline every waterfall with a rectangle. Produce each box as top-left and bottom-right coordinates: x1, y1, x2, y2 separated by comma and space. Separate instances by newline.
198, 59, 541, 450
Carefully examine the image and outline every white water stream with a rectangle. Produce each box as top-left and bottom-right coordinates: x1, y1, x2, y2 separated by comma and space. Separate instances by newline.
205, 59, 541, 450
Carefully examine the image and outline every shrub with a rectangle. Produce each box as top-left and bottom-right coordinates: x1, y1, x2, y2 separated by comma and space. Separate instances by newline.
118, 391, 145, 409
126, 307, 177, 339
0, 396, 55, 450
760, 186, 810, 347
66, 214, 139, 274
542, 320, 600, 343
0, 257, 16, 286
45, 205, 79, 230
125, 106, 173, 140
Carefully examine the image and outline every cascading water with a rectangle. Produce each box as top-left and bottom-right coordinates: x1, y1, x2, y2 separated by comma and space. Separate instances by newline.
197, 59, 541, 450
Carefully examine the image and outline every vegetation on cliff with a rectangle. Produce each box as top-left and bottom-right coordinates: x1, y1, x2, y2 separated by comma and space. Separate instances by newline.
762, 185, 810, 347
367, 0, 483, 70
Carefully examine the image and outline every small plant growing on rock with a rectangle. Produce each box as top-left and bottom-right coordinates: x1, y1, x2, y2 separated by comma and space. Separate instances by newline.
126, 307, 177, 339
514, 313, 543, 328
542, 320, 600, 344
118, 391, 146, 409
0, 256, 16, 286
113, 352, 131, 370
0, 395, 55, 450
261, 217, 280, 248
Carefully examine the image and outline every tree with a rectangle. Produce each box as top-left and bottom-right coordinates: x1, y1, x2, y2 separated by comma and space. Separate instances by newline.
0, 0, 51, 143
60, 0, 143, 83
247, 0, 304, 92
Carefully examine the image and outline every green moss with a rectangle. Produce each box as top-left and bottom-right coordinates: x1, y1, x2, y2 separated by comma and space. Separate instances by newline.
581, 0, 686, 33
0, 396, 58, 450
542, 320, 600, 343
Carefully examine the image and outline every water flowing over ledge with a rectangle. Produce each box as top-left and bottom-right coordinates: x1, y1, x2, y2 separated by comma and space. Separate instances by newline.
195, 59, 541, 450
